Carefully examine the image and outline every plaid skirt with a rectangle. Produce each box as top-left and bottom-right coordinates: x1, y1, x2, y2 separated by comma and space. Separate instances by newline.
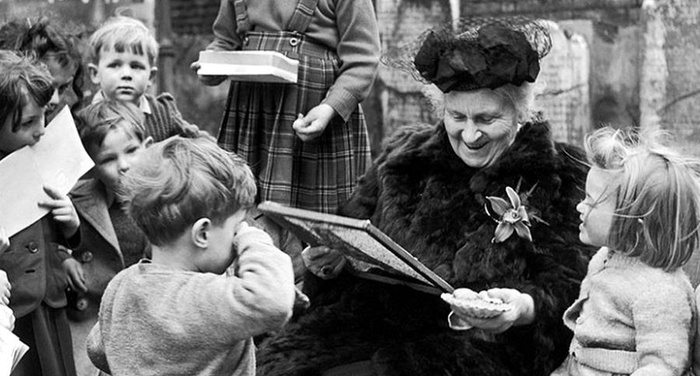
218, 31, 371, 213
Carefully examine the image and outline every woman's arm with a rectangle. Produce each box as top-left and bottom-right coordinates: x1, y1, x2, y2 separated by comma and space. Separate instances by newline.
322, 0, 380, 122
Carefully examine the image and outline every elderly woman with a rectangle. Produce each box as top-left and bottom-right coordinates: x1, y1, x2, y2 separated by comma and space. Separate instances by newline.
257, 18, 593, 376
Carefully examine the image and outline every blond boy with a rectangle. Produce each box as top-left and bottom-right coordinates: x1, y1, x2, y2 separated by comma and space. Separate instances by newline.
88, 16, 197, 142
86, 136, 295, 375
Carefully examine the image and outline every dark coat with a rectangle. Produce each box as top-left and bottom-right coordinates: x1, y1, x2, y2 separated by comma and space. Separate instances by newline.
0, 217, 74, 318
257, 121, 594, 376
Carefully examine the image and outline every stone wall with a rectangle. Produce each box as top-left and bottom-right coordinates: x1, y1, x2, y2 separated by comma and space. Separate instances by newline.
640, 0, 700, 156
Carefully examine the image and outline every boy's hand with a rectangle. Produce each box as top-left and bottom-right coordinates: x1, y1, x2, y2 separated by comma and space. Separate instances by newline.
62, 258, 87, 293
292, 104, 336, 142
39, 185, 80, 239
0, 225, 9, 254
190, 61, 227, 86
0, 270, 11, 305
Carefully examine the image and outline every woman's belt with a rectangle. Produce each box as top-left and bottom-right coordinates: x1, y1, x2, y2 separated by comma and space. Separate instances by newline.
241, 31, 336, 60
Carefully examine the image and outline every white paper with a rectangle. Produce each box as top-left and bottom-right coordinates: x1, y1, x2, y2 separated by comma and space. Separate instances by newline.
0, 325, 28, 374
0, 106, 94, 237
197, 50, 299, 84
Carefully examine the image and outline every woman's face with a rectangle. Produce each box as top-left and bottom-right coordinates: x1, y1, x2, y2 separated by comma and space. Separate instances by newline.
443, 89, 518, 168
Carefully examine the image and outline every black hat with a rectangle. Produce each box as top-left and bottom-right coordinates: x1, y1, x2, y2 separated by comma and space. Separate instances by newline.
384, 17, 552, 93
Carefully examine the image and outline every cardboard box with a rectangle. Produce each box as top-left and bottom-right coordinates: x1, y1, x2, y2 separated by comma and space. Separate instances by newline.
197, 50, 299, 84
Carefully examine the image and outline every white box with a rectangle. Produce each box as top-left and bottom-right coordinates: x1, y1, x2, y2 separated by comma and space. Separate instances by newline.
197, 50, 299, 84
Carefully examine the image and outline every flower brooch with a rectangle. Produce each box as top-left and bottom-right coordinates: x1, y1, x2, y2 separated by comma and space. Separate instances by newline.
485, 186, 532, 243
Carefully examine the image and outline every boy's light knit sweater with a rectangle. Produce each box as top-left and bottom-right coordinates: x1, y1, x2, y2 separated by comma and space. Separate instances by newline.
556, 247, 696, 376
86, 223, 295, 376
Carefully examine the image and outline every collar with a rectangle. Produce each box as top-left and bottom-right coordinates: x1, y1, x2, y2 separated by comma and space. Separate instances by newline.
91, 91, 152, 115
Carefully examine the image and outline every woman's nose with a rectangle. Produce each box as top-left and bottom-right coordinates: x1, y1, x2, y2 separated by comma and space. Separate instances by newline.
461, 121, 482, 144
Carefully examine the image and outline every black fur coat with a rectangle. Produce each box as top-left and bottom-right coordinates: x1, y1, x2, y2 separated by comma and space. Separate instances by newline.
257, 121, 594, 376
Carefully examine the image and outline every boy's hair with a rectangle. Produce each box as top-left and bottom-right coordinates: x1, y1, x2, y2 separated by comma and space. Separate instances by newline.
585, 126, 700, 270
75, 100, 146, 156
0, 50, 53, 132
89, 16, 158, 66
120, 135, 256, 246
0, 17, 87, 109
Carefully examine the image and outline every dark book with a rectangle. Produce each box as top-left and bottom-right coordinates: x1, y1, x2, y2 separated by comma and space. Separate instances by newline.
258, 201, 454, 295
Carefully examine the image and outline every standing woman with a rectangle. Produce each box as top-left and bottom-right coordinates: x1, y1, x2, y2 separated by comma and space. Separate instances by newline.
257, 18, 594, 376
194, 0, 381, 214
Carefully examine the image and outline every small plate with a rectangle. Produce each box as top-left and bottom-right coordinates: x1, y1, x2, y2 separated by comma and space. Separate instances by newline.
441, 293, 513, 319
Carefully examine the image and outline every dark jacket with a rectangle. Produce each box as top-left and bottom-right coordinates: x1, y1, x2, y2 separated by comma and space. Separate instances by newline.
0, 217, 75, 318
257, 120, 594, 376
68, 178, 126, 321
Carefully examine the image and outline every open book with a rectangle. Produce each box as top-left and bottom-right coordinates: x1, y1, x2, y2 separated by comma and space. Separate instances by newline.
258, 201, 454, 295
197, 50, 299, 84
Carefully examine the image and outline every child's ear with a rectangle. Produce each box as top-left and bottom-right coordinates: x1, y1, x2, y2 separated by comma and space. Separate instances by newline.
142, 136, 154, 148
191, 218, 211, 249
88, 63, 100, 85
149, 66, 158, 82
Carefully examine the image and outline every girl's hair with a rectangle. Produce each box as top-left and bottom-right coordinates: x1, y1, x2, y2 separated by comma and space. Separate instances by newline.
120, 135, 256, 246
0, 50, 54, 132
585, 126, 700, 270
75, 100, 146, 156
89, 16, 159, 66
422, 82, 537, 123
0, 17, 87, 110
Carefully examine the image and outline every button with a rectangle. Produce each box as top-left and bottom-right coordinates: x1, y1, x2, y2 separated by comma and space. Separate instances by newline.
75, 298, 89, 311
289, 37, 300, 47
27, 242, 38, 253
80, 251, 93, 263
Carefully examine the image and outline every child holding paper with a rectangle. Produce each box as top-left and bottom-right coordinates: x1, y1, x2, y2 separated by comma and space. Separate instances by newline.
0, 50, 82, 376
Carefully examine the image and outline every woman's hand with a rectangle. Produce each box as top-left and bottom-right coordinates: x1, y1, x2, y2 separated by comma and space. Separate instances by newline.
0, 225, 9, 254
301, 246, 346, 280
190, 61, 227, 86
292, 104, 336, 142
0, 270, 10, 306
447, 288, 535, 333
39, 185, 79, 239
62, 258, 87, 293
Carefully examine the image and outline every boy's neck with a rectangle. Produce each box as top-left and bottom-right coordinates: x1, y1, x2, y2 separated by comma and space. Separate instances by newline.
150, 242, 199, 272
94, 91, 150, 114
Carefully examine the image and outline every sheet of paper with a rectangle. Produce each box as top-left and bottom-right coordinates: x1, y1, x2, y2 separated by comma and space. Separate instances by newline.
33, 106, 95, 193
0, 106, 94, 237
0, 325, 29, 374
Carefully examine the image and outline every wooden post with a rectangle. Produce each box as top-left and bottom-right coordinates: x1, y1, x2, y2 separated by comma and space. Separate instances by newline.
155, 0, 175, 95
90, 0, 106, 25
